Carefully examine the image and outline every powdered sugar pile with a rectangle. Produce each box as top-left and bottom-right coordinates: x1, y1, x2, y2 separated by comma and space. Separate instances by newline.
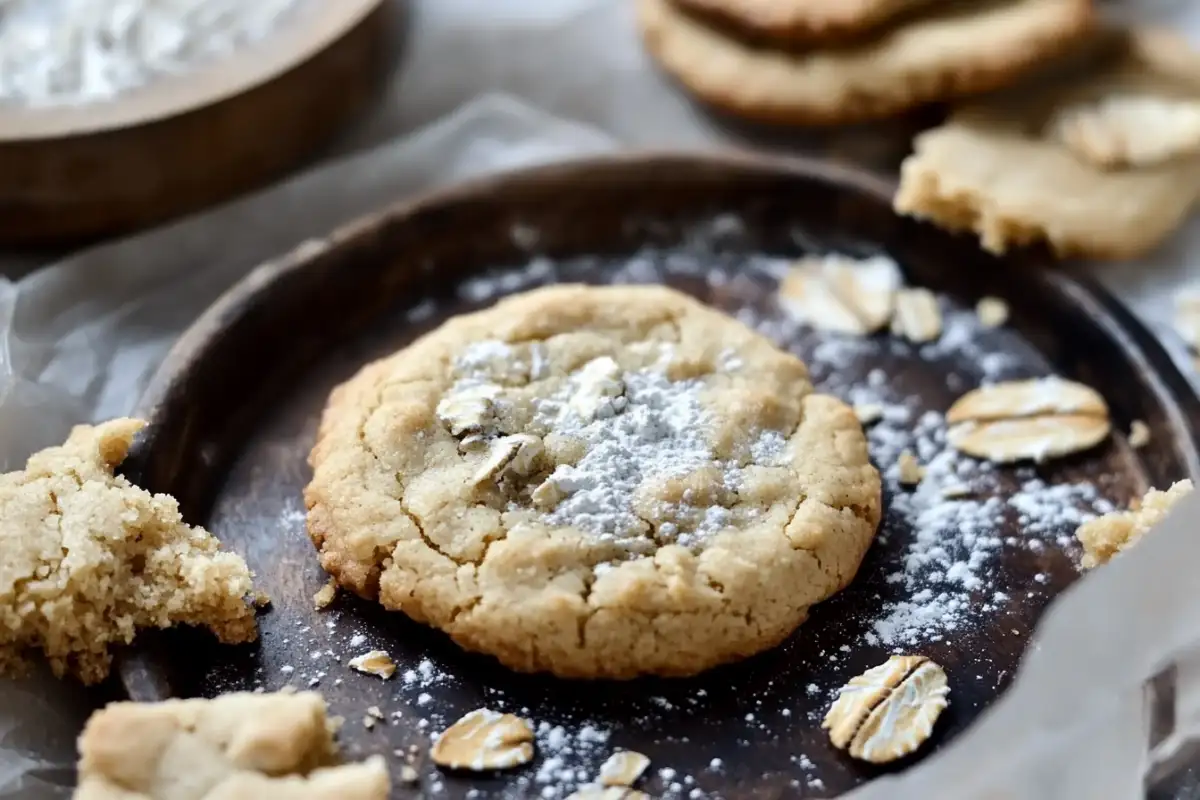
535, 365, 781, 548
451, 337, 786, 550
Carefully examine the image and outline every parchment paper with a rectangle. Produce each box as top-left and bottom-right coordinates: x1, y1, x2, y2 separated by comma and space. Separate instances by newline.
2, 0, 1200, 797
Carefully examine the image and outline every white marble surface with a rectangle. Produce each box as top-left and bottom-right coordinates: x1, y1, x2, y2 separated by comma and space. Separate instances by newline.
2, 1, 1200, 797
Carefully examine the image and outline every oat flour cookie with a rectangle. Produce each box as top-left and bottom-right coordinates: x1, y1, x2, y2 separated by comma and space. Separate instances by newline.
0, 419, 257, 684
895, 29, 1200, 259
74, 691, 390, 800
636, 0, 1094, 126
672, 0, 942, 45
305, 285, 881, 678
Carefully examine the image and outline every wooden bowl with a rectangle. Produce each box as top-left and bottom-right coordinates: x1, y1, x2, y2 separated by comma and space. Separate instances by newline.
118, 153, 1200, 798
0, 0, 394, 245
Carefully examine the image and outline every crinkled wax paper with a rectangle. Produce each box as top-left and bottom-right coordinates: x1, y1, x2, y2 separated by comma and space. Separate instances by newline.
2, 0, 1200, 797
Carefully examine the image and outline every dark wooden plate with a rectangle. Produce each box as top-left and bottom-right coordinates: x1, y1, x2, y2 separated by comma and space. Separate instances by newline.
117, 153, 1200, 799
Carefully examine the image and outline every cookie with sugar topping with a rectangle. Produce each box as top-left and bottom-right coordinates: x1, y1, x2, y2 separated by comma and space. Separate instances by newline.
305, 284, 881, 678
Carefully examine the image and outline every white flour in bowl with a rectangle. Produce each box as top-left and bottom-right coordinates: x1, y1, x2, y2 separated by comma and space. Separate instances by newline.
0, 0, 307, 107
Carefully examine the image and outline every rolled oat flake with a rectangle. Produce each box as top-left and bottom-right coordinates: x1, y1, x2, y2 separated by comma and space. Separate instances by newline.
823, 654, 950, 764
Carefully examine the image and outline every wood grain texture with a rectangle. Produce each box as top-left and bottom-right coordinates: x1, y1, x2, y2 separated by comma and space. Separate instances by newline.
116, 153, 1200, 798
0, 0, 396, 245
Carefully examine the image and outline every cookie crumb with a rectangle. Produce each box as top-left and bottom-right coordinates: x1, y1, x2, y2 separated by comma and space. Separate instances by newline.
1076, 480, 1193, 568
975, 296, 1009, 328
254, 591, 273, 608
1128, 420, 1151, 449
313, 579, 338, 610
399, 765, 419, 784
75, 691, 390, 798
897, 450, 925, 486
348, 650, 396, 680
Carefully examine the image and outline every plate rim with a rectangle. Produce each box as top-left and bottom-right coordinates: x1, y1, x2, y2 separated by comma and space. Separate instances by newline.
134, 150, 1200, 470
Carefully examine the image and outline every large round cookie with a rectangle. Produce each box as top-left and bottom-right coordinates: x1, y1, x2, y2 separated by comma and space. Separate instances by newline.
305, 285, 881, 678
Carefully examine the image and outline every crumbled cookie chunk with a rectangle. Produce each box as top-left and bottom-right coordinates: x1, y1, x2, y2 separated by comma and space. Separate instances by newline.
895, 30, 1200, 260
976, 296, 1009, 328
1050, 94, 1200, 169
1076, 480, 1193, 568
897, 450, 925, 486
348, 650, 396, 680
1128, 420, 1151, 449
946, 377, 1111, 463
73, 691, 389, 800
430, 709, 535, 771
823, 655, 949, 763
0, 419, 257, 685
313, 579, 338, 610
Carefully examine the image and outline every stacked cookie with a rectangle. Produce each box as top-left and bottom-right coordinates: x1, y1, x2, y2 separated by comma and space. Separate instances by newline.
895, 27, 1200, 259
637, 0, 1096, 125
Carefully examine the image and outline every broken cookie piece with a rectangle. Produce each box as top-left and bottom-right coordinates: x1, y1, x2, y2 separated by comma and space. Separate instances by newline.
896, 29, 1200, 260
0, 419, 257, 685
1076, 479, 1193, 568
73, 691, 389, 800
348, 650, 396, 680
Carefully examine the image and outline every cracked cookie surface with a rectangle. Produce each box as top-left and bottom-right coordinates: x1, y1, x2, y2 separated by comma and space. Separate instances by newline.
0, 419, 257, 684
305, 285, 881, 678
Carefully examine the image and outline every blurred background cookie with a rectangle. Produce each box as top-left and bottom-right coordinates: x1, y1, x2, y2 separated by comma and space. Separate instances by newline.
894, 27, 1200, 259
672, 0, 944, 46
637, 0, 1095, 126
